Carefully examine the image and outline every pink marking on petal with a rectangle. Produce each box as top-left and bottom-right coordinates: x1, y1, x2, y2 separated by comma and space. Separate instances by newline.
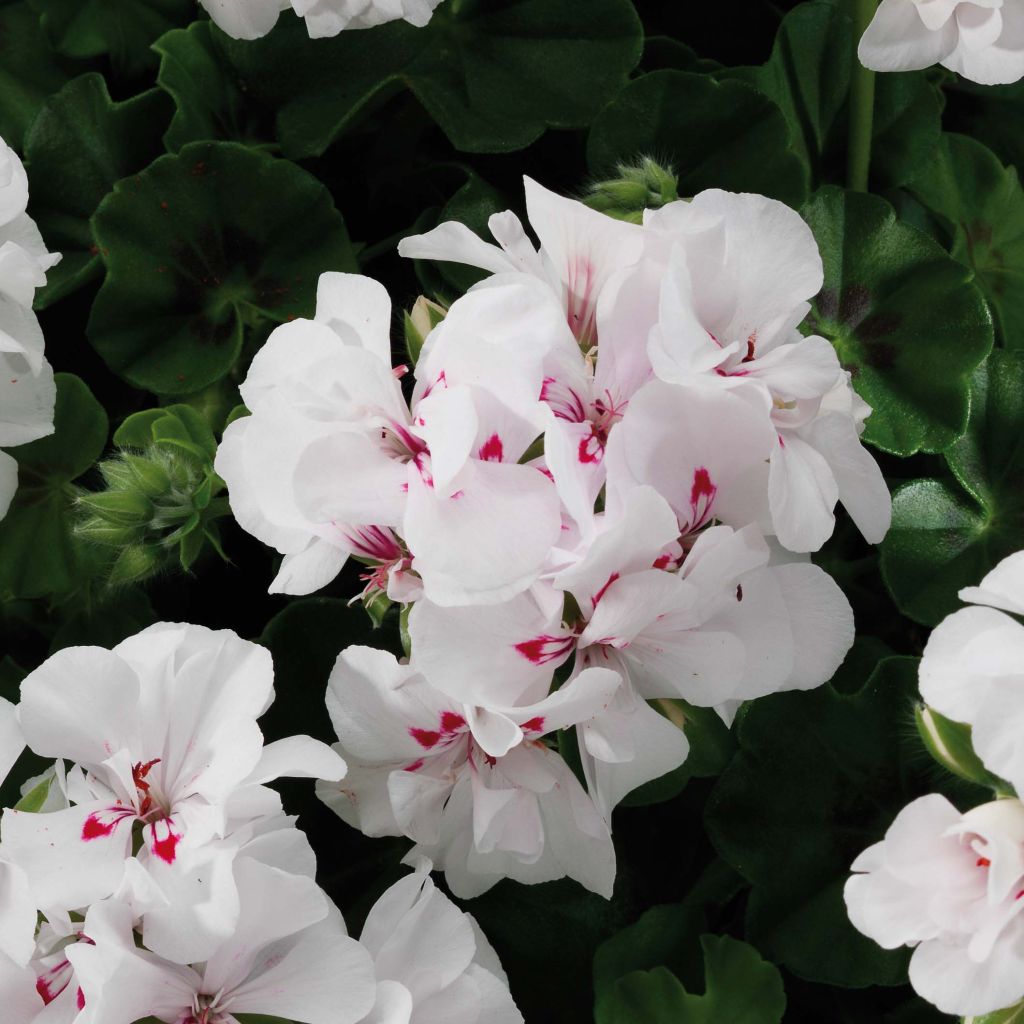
977, 857, 991, 868
148, 818, 182, 865
687, 467, 718, 531
520, 716, 545, 734
478, 433, 504, 462
81, 806, 135, 842
652, 554, 672, 570
77, 988, 85, 1010
410, 727, 441, 749
440, 711, 467, 734
591, 572, 620, 609
403, 758, 425, 773
514, 634, 576, 665
35, 959, 73, 1005
742, 332, 757, 363
577, 428, 603, 465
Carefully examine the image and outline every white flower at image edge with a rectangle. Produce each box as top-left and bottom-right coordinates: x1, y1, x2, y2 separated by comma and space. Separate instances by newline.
357, 857, 522, 1023
919, 551, 1024, 794
845, 795, 1024, 1016
0, 622, 346, 966
859, 0, 1024, 85
0, 134, 61, 521
199, 0, 443, 40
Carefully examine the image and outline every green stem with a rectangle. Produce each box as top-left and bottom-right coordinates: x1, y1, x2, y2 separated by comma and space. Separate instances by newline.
847, 0, 877, 192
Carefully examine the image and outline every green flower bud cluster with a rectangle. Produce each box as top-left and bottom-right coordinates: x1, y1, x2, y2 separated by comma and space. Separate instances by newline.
584, 157, 679, 223
76, 404, 231, 586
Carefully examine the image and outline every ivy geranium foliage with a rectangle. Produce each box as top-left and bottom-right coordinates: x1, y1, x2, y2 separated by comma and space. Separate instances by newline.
2, 1, 1024, 1022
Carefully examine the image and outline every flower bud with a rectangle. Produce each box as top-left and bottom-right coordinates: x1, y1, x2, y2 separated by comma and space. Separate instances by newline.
963, 999, 1024, 1023
584, 158, 679, 223
915, 704, 1011, 793
404, 296, 447, 366
76, 406, 231, 587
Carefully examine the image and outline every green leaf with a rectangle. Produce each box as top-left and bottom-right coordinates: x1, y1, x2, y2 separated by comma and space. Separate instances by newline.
587, 70, 808, 209
704, 658, 938, 987
720, 3, 939, 191
0, 373, 108, 598
114, 404, 217, 458
203, 0, 642, 159
593, 903, 706, 1000
0, 2, 73, 150
14, 773, 52, 811
87, 141, 356, 396
154, 21, 274, 152
908, 133, 1024, 349
880, 350, 1024, 625
24, 73, 172, 307
803, 186, 994, 455
29, 0, 192, 77
595, 936, 786, 1024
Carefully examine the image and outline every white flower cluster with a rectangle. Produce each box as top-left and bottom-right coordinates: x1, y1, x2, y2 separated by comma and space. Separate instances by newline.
846, 552, 1024, 1017
0, 622, 521, 1023
859, 0, 1024, 84
217, 178, 891, 898
0, 135, 60, 521
200, 0, 443, 40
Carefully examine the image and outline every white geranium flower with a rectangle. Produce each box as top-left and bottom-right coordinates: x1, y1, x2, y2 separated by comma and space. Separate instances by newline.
0, 135, 60, 522
920, 551, 1024, 793
216, 272, 565, 607
859, 0, 1024, 85
357, 858, 522, 1023
200, 0, 443, 40
846, 795, 1024, 1016
67, 859, 376, 1024
317, 646, 619, 898
0, 622, 345, 965
644, 190, 891, 553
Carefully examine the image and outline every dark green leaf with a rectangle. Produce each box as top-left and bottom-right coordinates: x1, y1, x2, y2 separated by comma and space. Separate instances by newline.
0, 2, 72, 150
704, 658, 932, 987
908, 133, 1024, 349
880, 351, 1024, 625
154, 20, 274, 152
87, 141, 356, 396
803, 186, 993, 455
29, 0, 192, 76
24, 73, 172, 306
587, 70, 808, 208
0, 373, 108, 598
213, 0, 643, 158
595, 936, 786, 1024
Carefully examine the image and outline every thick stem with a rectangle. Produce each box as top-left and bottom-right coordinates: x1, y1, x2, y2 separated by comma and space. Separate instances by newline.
847, 0, 877, 192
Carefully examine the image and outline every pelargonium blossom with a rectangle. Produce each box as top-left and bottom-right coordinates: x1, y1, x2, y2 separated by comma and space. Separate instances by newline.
357, 857, 522, 1023
0, 622, 345, 965
216, 272, 564, 606
919, 551, 1024, 793
0, 135, 60, 521
846, 795, 1024, 1016
200, 0, 443, 40
66, 858, 376, 1024
643, 190, 891, 553
859, 0, 1024, 85
317, 645, 620, 898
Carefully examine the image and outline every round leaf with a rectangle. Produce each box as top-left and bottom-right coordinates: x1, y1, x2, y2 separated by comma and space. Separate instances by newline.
24, 73, 173, 306
881, 351, 1024, 625
213, 1, 643, 158
87, 141, 356, 396
803, 186, 993, 455
587, 70, 808, 208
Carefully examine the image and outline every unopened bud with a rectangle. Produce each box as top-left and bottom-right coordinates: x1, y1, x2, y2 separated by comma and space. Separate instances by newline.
964, 1000, 1024, 1023
108, 543, 163, 586
915, 705, 1010, 793
585, 158, 679, 223
404, 296, 447, 366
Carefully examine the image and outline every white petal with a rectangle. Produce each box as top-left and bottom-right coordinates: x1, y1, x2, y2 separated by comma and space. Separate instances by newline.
960, 550, 1024, 615
0, 449, 16, 521
314, 272, 393, 366
269, 537, 350, 596
405, 460, 561, 607
0, 954, 38, 1024
0, 696, 23, 787
859, 0, 959, 71
398, 222, 523, 277
0, 351, 55, 448
247, 735, 347, 784
198, 0, 288, 39
0, 859, 35, 967
768, 433, 839, 553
